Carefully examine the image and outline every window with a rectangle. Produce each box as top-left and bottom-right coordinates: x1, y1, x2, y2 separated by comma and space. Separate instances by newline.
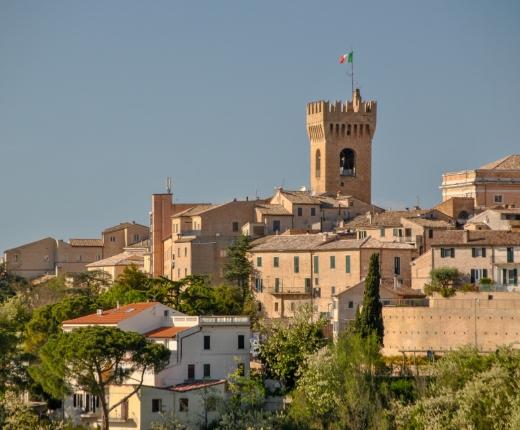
428, 229, 434, 239
330, 255, 336, 269
187, 364, 195, 380
380, 228, 385, 237
472, 248, 486, 257
179, 398, 189, 412
359, 230, 367, 239
294, 256, 300, 273
345, 255, 351, 273
290, 302, 295, 311
255, 278, 263, 292
440, 248, 455, 258
494, 195, 503, 203
177, 248, 181, 257
315, 149, 321, 178
471, 269, 488, 283
203, 364, 211, 378
297, 207, 303, 216
339, 148, 356, 176
163, 310, 169, 317
313, 255, 319, 273
238, 334, 245, 349
232, 222, 239, 232
184, 247, 187, 257
152, 398, 162, 413
305, 278, 311, 291
507, 247, 514, 263
256, 257, 262, 267
184, 268, 187, 276
273, 220, 281, 232
274, 278, 280, 292
273, 256, 279, 268
311, 207, 316, 216
393, 228, 402, 237
314, 287, 321, 297
394, 256, 401, 275
203, 335, 210, 350
110, 236, 116, 242
73, 394, 77, 408
331, 286, 336, 295
133, 234, 140, 242
405, 228, 412, 238
237, 362, 245, 376
274, 302, 279, 312
220, 249, 227, 258
348, 301, 354, 309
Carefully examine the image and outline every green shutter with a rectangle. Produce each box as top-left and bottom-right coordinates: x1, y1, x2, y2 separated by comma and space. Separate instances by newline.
330, 255, 336, 269
294, 256, 299, 273
345, 255, 351, 273
313, 255, 319, 273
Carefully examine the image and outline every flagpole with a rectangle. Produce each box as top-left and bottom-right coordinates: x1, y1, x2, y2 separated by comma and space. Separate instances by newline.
351, 53, 354, 94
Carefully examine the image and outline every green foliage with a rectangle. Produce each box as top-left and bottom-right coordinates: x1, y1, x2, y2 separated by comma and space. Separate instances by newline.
96, 265, 151, 308
395, 347, 520, 429
224, 235, 253, 292
24, 295, 98, 353
424, 267, 460, 297
0, 262, 26, 303
150, 411, 188, 429
258, 305, 326, 391
355, 253, 384, 344
30, 326, 170, 430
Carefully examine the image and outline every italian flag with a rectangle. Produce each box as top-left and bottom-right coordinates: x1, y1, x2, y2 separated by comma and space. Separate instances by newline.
339, 51, 353, 64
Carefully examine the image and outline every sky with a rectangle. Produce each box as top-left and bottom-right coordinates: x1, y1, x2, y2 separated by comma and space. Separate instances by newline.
1, 0, 520, 252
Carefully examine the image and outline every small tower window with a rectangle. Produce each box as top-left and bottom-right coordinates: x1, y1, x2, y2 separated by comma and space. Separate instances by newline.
315, 149, 321, 178
340, 148, 356, 176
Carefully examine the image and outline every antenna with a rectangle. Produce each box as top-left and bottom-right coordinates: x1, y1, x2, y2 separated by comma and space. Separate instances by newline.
166, 177, 172, 194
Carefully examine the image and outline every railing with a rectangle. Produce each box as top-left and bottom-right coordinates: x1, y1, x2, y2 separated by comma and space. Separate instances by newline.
199, 316, 250, 325
340, 168, 355, 177
267, 286, 312, 295
381, 298, 429, 307
478, 283, 520, 293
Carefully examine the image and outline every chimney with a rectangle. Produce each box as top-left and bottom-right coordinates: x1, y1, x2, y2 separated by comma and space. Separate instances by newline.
96, 309, 103, 315
463, 230, 469, 243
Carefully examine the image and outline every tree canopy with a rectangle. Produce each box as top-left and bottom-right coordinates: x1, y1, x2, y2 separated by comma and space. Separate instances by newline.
30, 325, 170, 430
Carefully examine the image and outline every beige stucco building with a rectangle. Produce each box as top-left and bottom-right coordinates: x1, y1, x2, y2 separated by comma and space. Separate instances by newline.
440, 154, 520, 209
4, 222, 149, 280
465, 208, 520, 232
411, 230, 520, 290
249, 233, 417, 319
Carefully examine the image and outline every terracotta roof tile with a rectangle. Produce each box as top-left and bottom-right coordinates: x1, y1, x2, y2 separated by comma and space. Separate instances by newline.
170, 379, 225, 392
69, 239, 103, 247
145, 326, 189, 338
62, 302, 159, 325
86, 251, 144, 268
480, 154, 520, 170
103, 222, 148, 234
431, 230, 520, 246
255, 204, 292, 216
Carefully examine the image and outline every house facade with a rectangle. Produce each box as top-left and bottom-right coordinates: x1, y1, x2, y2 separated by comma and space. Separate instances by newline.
249, 233, 417, 319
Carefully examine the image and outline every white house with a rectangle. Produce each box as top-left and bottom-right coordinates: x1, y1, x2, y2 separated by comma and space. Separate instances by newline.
61, 302, 251, 429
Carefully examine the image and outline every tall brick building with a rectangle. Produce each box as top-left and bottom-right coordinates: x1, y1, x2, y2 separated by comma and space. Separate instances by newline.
307, 88, 377, 203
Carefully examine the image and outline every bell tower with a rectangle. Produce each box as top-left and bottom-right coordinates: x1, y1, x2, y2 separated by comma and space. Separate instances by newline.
307, 89, 377, 203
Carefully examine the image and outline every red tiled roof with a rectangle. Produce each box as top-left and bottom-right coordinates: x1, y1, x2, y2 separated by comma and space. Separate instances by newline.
145, 326, 188, 339
170, 379, 225, 392
62, 302, 159, 325
431, 230, 520, 246
69, 238, 103, 247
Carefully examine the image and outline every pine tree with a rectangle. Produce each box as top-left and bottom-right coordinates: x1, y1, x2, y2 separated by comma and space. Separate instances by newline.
224, 235, 253, 303
355, 253, 384, 345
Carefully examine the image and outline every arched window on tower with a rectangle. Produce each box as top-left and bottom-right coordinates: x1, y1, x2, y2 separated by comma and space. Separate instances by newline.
340, 148, 356, 176
315, 149, 321, 178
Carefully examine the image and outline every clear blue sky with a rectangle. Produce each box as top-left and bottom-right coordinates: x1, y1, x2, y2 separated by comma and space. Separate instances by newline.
1, 0, 519, 252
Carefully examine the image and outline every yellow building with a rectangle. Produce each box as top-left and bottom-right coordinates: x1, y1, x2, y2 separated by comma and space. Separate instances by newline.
249, 233, 417, 319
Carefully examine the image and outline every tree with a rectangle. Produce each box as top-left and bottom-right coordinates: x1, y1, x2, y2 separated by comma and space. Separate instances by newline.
258, 305, 326, 391
423, 267, 460, 298
355, 253, 384, 345
395, 347, 520, 430
24, 295, 98, 353
30, 326, 170, 430
224, 235, 253, 302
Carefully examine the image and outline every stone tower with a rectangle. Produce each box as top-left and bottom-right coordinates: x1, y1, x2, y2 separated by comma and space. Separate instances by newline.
307, 89, 377, 203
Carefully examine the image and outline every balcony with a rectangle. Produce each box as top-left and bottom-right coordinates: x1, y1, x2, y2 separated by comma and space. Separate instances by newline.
381, 298, 429, 307
199, 316, 250, 325
267, 286, 312, 295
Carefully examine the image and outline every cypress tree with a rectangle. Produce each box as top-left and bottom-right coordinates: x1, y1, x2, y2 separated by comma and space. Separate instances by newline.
224, 235, 253, 302
355, 252, 384, 345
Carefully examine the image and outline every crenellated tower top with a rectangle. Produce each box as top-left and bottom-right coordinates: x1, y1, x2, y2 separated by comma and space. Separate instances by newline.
306, 89, 377, 203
